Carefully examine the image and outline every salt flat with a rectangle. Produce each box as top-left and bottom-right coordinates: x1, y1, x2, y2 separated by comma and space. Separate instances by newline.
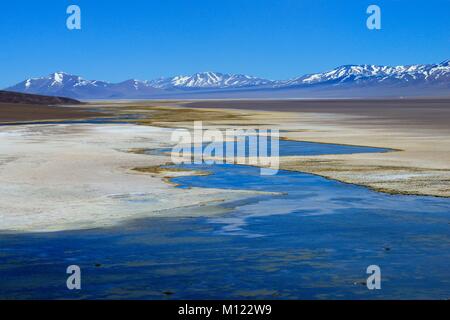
0, 124, 264, 232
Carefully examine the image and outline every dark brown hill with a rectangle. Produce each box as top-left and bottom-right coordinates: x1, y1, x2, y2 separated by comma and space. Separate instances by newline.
0, 90, 82, 105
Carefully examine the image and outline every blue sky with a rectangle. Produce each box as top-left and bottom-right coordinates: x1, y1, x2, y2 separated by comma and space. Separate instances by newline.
0, 0, 449, 87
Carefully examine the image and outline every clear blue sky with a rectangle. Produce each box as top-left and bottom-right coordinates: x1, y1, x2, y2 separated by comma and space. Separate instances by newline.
0, 0, 449, 87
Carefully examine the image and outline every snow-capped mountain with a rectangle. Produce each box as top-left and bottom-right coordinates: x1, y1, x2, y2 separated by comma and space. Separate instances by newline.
5, 60, 449, 99
7, 73, 166, 99
7, 72, 111, 98
148, 72, 274, 89
110, 79, 166, 96
278, 60, 450, 87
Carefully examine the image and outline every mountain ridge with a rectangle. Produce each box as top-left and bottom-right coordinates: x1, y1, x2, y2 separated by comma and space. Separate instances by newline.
6, 60, 449, 99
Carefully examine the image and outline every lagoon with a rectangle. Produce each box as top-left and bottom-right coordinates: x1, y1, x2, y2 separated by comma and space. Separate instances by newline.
0, 139, 448, 299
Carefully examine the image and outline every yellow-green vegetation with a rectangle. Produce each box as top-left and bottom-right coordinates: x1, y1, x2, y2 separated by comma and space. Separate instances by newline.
131, 164, 211, 177
131, 164, 212, 188
114, 105, 244, 127
127, 148, 149, 155
280, 158, 450, 197
137, 107, 241, 125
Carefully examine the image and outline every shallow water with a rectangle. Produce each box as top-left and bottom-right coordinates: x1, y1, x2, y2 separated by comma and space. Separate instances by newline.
0, 139, 449, 299
0, 114, 141, 126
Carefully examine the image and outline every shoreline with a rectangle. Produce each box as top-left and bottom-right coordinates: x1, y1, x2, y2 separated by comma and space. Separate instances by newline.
0, 123, 269, 232
120, 100, 450, 197
1, 99, 449, 232
4, 100, 450, 198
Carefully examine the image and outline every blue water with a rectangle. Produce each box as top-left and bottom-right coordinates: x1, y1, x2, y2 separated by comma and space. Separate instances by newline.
161, 138, 391, 157
0, 114, 143, 126
0, 140, 449, 299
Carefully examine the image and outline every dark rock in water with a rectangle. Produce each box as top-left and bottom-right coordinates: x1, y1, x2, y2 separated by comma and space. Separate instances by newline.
95, 263, 102, 267
163, 291, 174, 295
384, 247, 391, 251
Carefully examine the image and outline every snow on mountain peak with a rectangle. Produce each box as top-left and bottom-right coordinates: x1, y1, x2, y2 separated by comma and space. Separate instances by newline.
277, 61, 450, 87
50, 72, 71, 86
5, 60, 449, 99
148, 71, 273, 89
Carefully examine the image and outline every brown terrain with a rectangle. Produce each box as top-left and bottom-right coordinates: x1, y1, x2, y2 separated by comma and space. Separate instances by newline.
182, 98, 450, 129
0, 90, 105, 123
0, 90, 82, 105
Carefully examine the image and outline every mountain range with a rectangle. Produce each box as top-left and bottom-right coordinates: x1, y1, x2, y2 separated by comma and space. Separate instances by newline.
6, 60, 449, 99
